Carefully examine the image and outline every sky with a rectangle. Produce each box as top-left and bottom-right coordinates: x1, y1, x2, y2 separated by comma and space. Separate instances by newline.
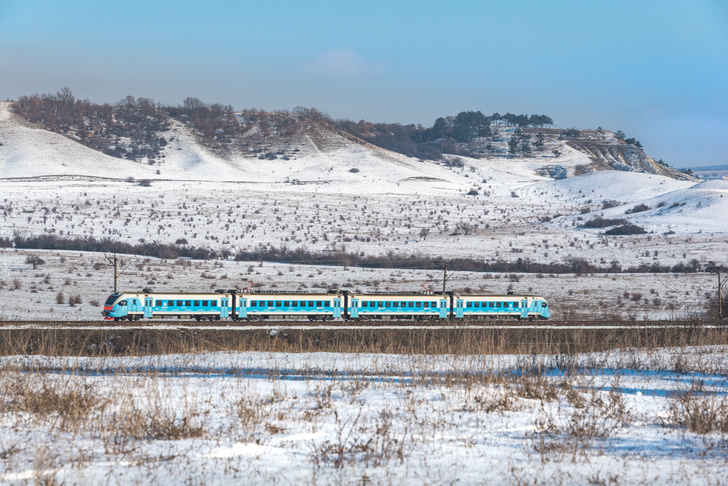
1, 0, 727, 168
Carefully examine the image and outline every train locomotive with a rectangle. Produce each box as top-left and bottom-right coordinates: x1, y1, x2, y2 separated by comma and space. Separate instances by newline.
102, 289, 550, 321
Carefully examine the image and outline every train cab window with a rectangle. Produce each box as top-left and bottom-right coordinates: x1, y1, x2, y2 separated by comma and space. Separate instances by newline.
104, 295, 118, 306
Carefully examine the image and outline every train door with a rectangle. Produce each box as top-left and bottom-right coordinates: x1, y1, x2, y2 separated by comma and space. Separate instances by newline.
520, 300, 528, 319
456, 299, 464, 318
439, 298, 448, 319
144, 297, 153, 318
333, 297, 342, 319
221, 298, 229, 318
239, 298, 247, 318
350, 298, 359, 318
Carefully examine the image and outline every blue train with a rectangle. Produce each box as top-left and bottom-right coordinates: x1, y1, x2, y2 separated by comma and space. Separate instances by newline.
102, 290, 550, 321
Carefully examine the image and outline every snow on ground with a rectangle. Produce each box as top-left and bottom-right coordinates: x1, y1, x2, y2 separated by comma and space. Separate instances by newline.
0, 248, 714, 321
1, 348, 727, 484
1, 102, 727, 323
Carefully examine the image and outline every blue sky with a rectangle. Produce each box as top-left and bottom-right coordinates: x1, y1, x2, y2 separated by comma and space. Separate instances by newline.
1, 0, 727, 167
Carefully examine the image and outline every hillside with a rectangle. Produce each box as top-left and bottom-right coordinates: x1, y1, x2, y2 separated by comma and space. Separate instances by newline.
3, 94, 692, 183
1, 99, 727, 321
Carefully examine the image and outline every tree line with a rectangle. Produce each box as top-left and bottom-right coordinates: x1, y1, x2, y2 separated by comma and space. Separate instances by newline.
11, 88, 558, 162
0, 235, 717, 276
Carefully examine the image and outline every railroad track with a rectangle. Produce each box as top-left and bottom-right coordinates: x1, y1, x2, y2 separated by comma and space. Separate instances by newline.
0, 319, 718, 330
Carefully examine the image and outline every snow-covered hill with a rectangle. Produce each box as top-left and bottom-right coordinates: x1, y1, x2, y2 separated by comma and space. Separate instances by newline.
0, 101, 726, 275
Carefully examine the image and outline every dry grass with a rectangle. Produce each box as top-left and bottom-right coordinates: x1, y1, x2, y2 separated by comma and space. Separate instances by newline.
667, 384, 728, 434
2, 325, 727, 358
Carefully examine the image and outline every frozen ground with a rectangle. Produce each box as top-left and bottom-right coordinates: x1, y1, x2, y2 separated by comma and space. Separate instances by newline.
0, 102, 726, 322
1, 347, 727, 484
0, 248, 714, 321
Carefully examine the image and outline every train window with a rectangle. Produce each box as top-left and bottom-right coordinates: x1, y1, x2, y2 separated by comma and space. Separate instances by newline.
496, 302, 502, 308
416, 302, 422, 308
155, 300, 162, 306
385, 302, 391, 308
325, 301, 331, 308
432, 302, 437, 307
316, 301, 322, 307
184, 301, 191, 307
176, 300, 183, 306
273, 301, 280, 307
211, 300, 217, 307
393, 302, 398, 308
119, 300, 127, 306
284, 301, 290, 307
466, 302, 472, 308
194, 301, 200, 307
292, 301, 298, 307
408, 302, 414, 308
513, 302, 519, 308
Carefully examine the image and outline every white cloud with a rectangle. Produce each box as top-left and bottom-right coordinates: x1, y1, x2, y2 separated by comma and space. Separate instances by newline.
304, 48, 385, 77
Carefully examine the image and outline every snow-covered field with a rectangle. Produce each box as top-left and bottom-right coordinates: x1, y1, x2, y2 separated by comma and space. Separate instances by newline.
1, 101, 727, 324
0, 248, 714, 321
1, 348, 727, 484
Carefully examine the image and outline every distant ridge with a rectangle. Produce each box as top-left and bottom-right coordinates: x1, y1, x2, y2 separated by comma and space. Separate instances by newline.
691, 164, 728, 171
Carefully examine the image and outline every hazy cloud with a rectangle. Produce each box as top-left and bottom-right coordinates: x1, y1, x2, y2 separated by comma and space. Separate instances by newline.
304, 48, 385, 77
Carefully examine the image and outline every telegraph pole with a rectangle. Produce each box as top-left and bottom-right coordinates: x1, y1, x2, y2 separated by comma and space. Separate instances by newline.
719, 269, 728, 324
104, 253, 130, 293
435, 260, 453, 293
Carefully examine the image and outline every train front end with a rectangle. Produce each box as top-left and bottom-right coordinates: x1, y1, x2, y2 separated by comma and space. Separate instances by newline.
102, 293, 128, 320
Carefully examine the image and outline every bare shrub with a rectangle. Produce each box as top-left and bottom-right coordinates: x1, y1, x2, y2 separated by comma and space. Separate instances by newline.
666, 387, 728, 434
531, 387, 631, 460
68, 294, 82, 307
